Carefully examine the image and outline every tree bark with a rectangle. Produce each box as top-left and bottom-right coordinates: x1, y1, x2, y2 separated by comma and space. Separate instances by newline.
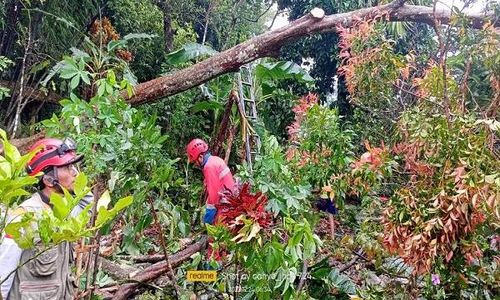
155, 0, 174, 52
98, 256, 138, 281
211, 90, 237, 156
122, 2, 497, 105
110, 235, 208, 300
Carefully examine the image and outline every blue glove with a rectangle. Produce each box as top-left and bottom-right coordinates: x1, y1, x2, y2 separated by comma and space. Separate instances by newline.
203, 207, 217, 225
315, 197, 338, 215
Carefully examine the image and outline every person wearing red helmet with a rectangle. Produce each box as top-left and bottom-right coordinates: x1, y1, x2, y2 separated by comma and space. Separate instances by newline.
0, 137, 92, 300
186, 138, 236, 225
186, 138, 236, 267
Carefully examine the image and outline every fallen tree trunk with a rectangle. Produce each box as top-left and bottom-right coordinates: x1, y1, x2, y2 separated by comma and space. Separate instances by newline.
1, 131, 45, 154
6, 2, 494, 123
109, 235, 208, 300
98, 257, 138, 281
130, 237, 195, 263
0, 80, 62, 103
131, 253, 166, 264
123, 2, 497, 105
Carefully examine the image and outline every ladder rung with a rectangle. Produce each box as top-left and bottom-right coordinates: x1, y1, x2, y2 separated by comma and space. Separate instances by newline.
241, 81, 252, 86
243, 98, 255, 102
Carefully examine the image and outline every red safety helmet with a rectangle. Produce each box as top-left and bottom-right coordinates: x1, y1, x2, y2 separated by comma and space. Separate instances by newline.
186, 138, 208, 162
26, 138, 84, 176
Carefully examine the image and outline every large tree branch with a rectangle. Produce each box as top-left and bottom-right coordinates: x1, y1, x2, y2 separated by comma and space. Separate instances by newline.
110, 235, 208, 300
0, 131, 45, 155
123, 2, 496, 105
0, 80, 62, 103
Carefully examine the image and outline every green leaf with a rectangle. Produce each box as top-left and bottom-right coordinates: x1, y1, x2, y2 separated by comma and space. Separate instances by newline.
166, 43, 217, 65
50, 193, 70, 220
2, 140, 21, 165
289, 229, 303, 247
2, 189, 31, 205
255, 61, 314, 84
81, 72, 91, 85
70, 47, 90, 59
28, 60, 50, 75
5, 212, 36, 249
108, 40, 127, 52
70, 75, 80, 90
113, 195, 133, 211
97, 190, 111, 209
120, 141, 132, 150
123, 33, 157, 41
97, 81, 106, 96
73, 173, 88, 196
94, 195, 133, 228
328, 268, 357, 294
0, 160, 12, 179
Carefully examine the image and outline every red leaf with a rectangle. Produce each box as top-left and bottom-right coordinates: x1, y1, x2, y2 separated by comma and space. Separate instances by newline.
446, 250, 454, 262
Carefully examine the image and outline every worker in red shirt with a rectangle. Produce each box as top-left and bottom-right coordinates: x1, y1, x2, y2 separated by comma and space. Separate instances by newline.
186, 138, 236, 225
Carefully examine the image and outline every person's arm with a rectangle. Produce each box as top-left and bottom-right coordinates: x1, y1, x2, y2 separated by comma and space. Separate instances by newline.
0, 236, 22, 299
70, 192, 94, 217
0, 207, 25, 299
203, 164, 221, 225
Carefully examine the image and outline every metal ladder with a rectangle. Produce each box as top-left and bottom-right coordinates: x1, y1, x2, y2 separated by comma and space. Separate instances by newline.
237, 64, 261, 171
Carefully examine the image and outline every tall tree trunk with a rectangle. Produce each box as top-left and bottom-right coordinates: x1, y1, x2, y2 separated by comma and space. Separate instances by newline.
154, 0, 174, 52
162, 2, 174, 52
0, 0, 21, 57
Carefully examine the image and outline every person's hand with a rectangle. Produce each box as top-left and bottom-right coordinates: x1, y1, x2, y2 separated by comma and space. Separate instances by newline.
203, 207, 217, 224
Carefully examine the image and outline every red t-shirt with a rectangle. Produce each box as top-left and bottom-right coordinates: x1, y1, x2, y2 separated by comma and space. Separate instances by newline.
202, 155, 235, 206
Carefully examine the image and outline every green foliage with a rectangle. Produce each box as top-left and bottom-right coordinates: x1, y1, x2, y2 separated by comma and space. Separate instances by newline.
0, 129, 38, 210
5, 173, 132, 249
0, 56, 13, 101
255, 61, 314, 84
445, 16, 499, 109
107, 0, 166, 81
0, 131, 131, 254
0, 56, 13, 70
42, 35, 141, 91
292, 105, 356, 195
255, 60, 316, 141
308, 272, 356, 299
238, 135, 311, 217
40, 47, 198, 255
208, 215, 323, 300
